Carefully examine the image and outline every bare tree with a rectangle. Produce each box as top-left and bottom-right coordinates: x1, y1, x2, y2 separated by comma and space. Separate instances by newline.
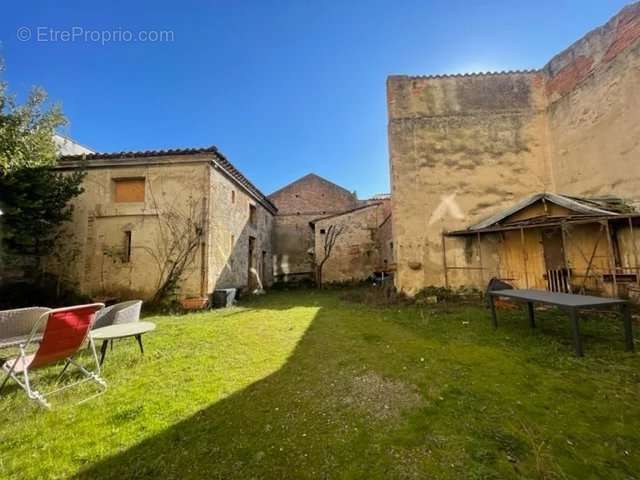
140, 193, 206, 307
315, 224, 345, 288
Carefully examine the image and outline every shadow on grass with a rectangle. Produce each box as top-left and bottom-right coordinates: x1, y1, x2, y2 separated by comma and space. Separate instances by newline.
72, 295, 374, 479
69, 292, 638, 480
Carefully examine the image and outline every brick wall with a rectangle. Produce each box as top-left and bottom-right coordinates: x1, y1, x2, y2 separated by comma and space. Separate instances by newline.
544, 2, 640, 204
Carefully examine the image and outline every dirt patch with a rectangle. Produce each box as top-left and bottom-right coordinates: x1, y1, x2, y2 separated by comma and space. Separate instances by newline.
339, 371, 423, 420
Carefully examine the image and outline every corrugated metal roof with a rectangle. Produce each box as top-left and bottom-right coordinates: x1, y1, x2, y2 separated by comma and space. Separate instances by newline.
467, 193, 621, 231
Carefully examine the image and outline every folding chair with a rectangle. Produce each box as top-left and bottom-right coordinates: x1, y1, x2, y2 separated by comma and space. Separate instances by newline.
0, 303, 106, 409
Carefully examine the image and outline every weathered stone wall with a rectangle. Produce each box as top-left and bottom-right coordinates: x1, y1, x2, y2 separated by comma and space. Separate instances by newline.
387, 72, 551, 293
207, 165, 274, 292
545, 2, 640, 204
314, 204, 386, 283
269, 174, 359, 282
271, 214, 316, 282
59, 156, 211, 300
377, 213, 394, 271
56, 153, 274, 301
387, 2, 640, 294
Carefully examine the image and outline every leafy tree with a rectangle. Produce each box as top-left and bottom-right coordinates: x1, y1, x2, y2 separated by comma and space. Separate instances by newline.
0, 57, 85, 280
0, 61, 66, 174
0, 166, 85, 259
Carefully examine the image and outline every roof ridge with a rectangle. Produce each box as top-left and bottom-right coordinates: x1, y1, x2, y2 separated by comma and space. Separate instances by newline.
390, 69, 540, 81
309, 202, 383, 224
268, 172, 355, 199
60, 146, 218, 160
467, 192, 621, 231
212, 150, 278, 213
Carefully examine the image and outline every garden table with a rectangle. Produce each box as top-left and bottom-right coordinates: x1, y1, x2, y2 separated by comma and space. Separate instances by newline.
91, 321, 156, 365
488, 289, 634, 357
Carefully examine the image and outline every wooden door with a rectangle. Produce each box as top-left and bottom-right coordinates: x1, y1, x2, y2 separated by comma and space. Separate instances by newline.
542, 228, 570, 292
542, 229, 564, 270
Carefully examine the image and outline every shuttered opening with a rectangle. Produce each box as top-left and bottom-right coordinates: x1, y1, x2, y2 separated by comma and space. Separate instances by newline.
114, 178, 145, 203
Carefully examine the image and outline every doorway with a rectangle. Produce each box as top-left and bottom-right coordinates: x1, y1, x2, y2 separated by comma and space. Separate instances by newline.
248, 236, 256, 290
542, 228, 570, 292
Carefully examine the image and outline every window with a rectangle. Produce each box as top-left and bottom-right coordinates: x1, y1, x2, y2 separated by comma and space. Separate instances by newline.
114, 178, 145, 203
320, 228, 326, 235
231, 190, 235, 204
249, 204, 257, 225
123, 231, 132, 263
230, 234, 235, 252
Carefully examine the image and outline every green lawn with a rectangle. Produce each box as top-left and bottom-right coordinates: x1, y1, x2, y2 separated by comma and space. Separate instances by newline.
1, 289, 639, 479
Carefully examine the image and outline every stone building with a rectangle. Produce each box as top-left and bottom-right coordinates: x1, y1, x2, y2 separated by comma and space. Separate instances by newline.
55, 147, 276, 303
269, 174, 359, 283
269, 174, 393, 284
387, 2, 640, 295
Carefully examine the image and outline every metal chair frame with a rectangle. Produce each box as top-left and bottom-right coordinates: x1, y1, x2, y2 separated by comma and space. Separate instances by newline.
0, 303, 107, 409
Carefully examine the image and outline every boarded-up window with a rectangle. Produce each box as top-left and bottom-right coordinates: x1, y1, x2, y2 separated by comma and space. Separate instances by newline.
249, 204, 257, 225
114, 178, 145, 203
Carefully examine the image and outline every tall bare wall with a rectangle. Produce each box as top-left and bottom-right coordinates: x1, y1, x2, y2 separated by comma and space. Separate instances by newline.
387, 72, 552, 293
545, 2, 640, 204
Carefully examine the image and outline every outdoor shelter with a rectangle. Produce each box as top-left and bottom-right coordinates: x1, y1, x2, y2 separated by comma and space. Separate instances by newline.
442, 193, 640, 298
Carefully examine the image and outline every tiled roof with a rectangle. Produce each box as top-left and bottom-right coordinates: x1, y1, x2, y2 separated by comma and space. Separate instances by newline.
60, 146, 215, 160
309, 202, 382, 225
59, 146, 277, 213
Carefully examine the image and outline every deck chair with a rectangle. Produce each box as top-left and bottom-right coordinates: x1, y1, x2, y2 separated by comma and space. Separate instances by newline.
92, 300, 142, 329
0, 307, 51, 349
0, 303, 106, 409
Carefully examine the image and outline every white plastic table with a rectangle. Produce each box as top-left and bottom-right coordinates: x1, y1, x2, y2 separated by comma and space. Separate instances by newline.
91, 321, 156, 365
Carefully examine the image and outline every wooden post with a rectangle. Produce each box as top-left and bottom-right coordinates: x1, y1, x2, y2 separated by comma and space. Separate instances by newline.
604, 220, 618, 297
560, 222, 572, 293
441, 231, 449, 289
629, 217, 640, 287
520, 227, 529, 288
580, 224, 603, 294
477, 232, 484, 286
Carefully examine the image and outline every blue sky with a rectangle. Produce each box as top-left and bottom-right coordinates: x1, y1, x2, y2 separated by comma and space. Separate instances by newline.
0, 0, 631, 197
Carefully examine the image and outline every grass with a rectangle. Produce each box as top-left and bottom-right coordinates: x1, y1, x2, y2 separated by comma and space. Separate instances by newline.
0, 288, 639, 479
